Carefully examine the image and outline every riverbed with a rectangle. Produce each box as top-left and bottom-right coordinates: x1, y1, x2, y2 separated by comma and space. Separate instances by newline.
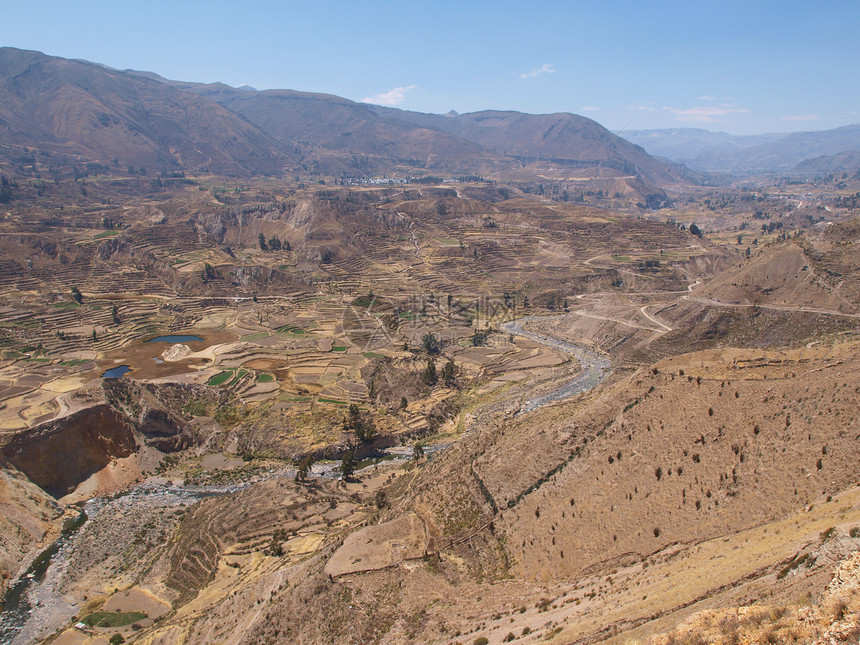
502, 315, 612, 413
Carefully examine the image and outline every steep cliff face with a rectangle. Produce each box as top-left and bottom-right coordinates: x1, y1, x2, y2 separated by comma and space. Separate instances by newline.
1, 404, 137, 497
0, 459, 63, 599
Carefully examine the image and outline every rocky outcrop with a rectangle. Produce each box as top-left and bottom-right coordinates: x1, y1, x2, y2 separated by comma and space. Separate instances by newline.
137, 407, 193, 452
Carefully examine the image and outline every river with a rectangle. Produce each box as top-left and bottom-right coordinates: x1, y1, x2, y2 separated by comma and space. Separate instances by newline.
502, 315, 612, 413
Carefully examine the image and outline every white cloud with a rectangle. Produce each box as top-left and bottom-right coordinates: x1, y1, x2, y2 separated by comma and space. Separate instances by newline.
663, 103, 749, 122
626, 103, 660, 111
627, 101, 750, 122
581, 106, 600, 112
781, 114, 819, 121
697, 95, 716, 101
360, 85, 416, 106
516, 63, 555, 79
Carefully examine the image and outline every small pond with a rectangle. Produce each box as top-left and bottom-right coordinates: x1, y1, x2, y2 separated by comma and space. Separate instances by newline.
145, 335, 204, 344
102, 365, 131, 378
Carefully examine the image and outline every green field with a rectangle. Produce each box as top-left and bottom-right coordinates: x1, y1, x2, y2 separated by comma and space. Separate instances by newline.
275, 325, 305, 335
94, 229, 121, 239
257, 373, 275, 383
317, 397, 349, 405
60, 358, 90, 367
226, 369, 248, 387
207, 371, 233, 386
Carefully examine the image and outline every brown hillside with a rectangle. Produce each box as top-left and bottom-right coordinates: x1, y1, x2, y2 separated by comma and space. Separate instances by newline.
0, 48, 291, 175
695, 239, 860, 315
376, 106, 694, 187
201, 88, 514, 176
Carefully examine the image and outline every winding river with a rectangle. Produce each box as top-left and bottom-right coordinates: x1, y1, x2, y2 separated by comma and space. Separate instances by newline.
502, 315, 612, 413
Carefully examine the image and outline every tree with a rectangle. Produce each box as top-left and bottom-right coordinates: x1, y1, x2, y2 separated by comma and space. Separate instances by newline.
269, 236, 282, 251
295, 454, 315, 482
339, 449, 356, 480
374, 489, 387, 508
400, 396, 408, 410
258, 232, 268, 251
268, 529, 286, 556
441, 358, 455, 387
412, 442, 424, 462
689, 223, 703, 238
202, 263, 218, 282
71, 286, 83, 304
112, 304, 121, 325
344, 403, 375, 443
421, 358, 437, 386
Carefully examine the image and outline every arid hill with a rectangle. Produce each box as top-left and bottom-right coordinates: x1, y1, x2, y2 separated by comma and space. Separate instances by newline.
182, 85, 513, 177
375, 107, 695, 186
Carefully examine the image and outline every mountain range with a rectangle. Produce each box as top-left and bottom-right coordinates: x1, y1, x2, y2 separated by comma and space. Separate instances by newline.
1, 47, 857, 184
0, 47, 689, 188
623, 125, 860, 176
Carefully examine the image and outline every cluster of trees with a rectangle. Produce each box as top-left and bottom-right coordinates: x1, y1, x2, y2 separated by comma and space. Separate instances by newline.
258, 233, 291, 252
294, 331, 463, 486
344, 403, 375, 443
637, 193, 672, 210
421, 356, 456, 386
201, 262, 222, 282
295, 448, 358, 483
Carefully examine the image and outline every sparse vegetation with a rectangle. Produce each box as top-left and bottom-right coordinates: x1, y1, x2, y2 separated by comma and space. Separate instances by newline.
1, 62, 859, 645
82, 611, 147, 628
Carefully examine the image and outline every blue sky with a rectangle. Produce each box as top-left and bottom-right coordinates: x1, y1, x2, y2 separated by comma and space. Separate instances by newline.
4, 0, 858, 135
